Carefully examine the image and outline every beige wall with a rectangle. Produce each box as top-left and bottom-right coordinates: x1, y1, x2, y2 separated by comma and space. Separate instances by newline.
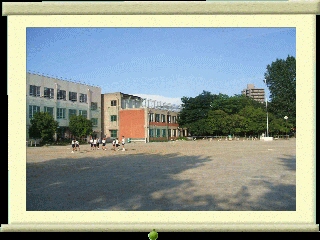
26, 73, 101, 140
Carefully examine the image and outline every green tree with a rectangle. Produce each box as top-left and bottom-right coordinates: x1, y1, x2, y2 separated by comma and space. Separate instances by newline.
29, 112, 59, 144
207, 109, 228, 136
178, 90, 216, 135
68, 115, 93, 139
238, 106, 266, 136
210, 94, 263, 115
264, 55, 296, 127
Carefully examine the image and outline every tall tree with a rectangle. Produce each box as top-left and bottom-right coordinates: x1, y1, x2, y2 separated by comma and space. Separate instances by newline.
178, 90, 216, 134
264, 55, 296, 126
29, 112, 59, 144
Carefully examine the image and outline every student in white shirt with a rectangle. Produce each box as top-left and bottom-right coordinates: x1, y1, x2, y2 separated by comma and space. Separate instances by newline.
102, 138, 106, 151
93, 138, 97, 150
121, 136, 125, 151
115, 138, 120, 151
89, 137, 94, 150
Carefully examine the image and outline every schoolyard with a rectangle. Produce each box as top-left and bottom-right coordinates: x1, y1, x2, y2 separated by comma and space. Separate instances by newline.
26, 138, 296, 211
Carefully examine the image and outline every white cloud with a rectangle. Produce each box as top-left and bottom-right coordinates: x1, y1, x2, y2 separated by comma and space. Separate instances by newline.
133, 94, 182, 106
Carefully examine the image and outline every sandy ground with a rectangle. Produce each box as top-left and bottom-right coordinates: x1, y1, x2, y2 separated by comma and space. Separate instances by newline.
26, 138, 296, 211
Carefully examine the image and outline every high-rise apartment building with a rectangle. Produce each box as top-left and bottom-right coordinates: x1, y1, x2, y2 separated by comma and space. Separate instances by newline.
241, 84, 265, 103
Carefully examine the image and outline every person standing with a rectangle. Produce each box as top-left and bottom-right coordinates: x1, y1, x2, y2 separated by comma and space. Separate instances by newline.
112, 138, 116, 151
96, 137, 100, 150
121, 136, 125, 151
115, 138, 120, 151
75, 139, 80, 151
71, 139, 76, 153
93, 138, 97, 150
89, 137, 94, 150
102, 137, 106, 150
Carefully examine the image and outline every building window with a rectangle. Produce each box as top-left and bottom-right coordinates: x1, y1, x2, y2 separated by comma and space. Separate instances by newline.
91, 102, 98, 110
173, 129, 177, 137
168, 129, 171, 137
156, 129, 160, 137
161, 129, 166, 137
149, 113, 154, 122
79, 93, 87, 103
79, 110, 87, 118
69, 109, 77, 119
44, 87, 54, 99
172, 116, 177, 123
29, 85, 40, 97
111, 100, 117, 106
69, 91, 77, 102
161, 114, 166, 123
110, 130, 117, 138
57, 90, 66, 100
111, 115, 117, 121
57, 108, 66, 119
167, 115, 171, 123
91, 118, 98, 127
155, 114, 160, 122
44, 106, 54, 117
149, 129, 154, 137
29, 105, 40, 119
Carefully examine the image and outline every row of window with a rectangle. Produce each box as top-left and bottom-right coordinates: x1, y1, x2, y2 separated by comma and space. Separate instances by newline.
29, 85, 92, 105
28, 105, 98, 126
149, 129, 177, 137
149, 113, 178, 123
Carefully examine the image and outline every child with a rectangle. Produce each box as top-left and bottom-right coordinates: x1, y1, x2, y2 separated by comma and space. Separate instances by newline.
121, 136, 125, 151
75, 140, 80, 151
102, 138, 106, 150
89, 137, 94, 150
96, 137, 100, 150
93, 138, 97, 150
112, 139, 116, 151
115, 138, 120, 151
71, 139, 75, 153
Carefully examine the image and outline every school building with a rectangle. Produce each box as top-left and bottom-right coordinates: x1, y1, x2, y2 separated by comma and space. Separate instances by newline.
26, 72, 102, 142
26, 72, 187, 143
101, 92, 188, 142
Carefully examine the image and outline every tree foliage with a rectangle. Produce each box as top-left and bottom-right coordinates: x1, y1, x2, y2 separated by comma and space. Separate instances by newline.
178, 90, 291, 137
68, 115, 93, 139
264, 55, 296, 126
29, 112, 59, 143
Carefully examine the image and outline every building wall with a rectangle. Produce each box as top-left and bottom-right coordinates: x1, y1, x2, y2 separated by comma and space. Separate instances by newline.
26, 73, 101, 141
119, 109, 145, 139
101, 92, 121, 140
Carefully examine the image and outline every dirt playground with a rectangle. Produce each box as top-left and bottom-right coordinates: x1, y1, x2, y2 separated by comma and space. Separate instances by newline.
26, 138, 296, 211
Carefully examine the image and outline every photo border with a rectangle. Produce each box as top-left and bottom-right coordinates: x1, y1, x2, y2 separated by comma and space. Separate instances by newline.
4, 1, 318, 232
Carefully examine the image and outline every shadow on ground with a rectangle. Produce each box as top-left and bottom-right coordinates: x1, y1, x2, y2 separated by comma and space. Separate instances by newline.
27, 152, 295, 211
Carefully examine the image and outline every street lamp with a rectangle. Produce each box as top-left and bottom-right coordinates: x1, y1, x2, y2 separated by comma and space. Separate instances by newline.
284, 116, 288, 139
263, 78, 269, 137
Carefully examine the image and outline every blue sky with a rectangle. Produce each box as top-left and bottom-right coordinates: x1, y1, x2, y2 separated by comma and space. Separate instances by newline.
27, 27, 296, 105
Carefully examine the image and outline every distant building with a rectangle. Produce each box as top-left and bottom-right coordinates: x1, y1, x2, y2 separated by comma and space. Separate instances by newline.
241, 84, 265, 103
26, 72, 187, 144
101, 92, 187, 142
26, 72, 102, 141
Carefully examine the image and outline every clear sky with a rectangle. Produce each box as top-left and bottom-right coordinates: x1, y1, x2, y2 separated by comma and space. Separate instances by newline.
27, 27, 296, 105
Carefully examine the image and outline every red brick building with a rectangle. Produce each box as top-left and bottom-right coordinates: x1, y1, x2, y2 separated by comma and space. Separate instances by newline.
102, 92, 187, 142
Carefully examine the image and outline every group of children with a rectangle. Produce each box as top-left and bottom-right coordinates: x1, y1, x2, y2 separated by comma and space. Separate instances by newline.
71, 139, 80, 153
88, 136, 126, 151
112, 136, 126, 151
71, 136, 126, 153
